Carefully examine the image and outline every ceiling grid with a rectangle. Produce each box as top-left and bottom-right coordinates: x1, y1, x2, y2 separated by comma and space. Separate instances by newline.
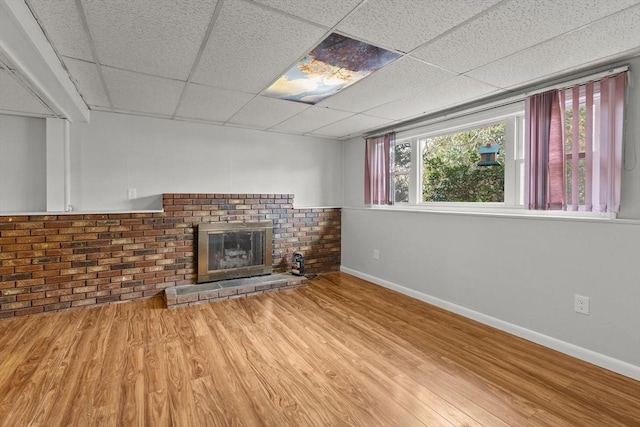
3, 0, 638, 139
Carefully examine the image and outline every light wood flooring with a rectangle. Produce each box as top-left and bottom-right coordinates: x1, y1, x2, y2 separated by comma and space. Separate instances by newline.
0, 272, 638, 426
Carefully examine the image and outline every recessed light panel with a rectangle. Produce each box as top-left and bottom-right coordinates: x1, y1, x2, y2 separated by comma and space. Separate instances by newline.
263, 33, 401, 105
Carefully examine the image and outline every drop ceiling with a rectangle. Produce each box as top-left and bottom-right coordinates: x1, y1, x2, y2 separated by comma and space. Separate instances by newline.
1, 0, 639, 140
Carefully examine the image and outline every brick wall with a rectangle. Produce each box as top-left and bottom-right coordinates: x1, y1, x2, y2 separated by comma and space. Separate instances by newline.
0, 194, 341, 318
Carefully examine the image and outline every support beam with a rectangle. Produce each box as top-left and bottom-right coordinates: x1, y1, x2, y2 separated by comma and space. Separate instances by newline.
0, 0, 89, 122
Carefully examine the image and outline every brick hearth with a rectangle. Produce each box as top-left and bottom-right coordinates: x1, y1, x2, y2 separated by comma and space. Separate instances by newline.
165, 273, 307, 307
0, 194, 340, 318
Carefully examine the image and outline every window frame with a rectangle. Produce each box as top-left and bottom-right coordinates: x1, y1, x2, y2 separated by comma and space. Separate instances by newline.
391, 140, 412, 204
393, 103, 525, 209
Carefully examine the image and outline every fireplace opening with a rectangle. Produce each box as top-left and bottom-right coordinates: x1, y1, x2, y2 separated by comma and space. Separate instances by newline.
197, 222, 272, 283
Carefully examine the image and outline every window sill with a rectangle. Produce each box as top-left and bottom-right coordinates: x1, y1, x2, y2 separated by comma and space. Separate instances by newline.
348, 204, 640, 225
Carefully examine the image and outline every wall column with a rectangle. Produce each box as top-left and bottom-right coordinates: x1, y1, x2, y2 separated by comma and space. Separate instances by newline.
46, 117, 70, 211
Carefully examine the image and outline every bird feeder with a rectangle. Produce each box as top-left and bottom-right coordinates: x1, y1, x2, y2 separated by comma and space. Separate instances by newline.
477, 143, 500, 166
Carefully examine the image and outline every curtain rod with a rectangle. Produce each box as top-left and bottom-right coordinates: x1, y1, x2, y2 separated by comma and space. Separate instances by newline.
365, 63, 630, 140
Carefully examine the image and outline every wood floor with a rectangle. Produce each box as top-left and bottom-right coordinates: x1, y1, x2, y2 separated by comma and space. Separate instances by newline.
0, 273, 638, 426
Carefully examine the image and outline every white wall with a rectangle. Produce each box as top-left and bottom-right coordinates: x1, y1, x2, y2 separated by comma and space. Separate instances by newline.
69, 111, 343, 211
341, 57, 640, 378
0, 114, 46, 212
341, 209, 640, 375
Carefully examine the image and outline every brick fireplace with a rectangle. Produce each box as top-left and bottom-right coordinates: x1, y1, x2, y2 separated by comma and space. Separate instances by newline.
0, 194, 341, 318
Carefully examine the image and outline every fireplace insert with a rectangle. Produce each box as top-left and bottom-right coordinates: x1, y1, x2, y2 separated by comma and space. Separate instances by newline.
197, 222, 272, 283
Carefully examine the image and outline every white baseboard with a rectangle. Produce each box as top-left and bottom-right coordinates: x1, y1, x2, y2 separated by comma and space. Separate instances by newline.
340, 266, 640, 381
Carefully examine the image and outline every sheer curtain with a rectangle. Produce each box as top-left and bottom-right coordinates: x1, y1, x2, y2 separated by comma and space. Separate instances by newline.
364, 132, 395, 205
524, 72, 627, 213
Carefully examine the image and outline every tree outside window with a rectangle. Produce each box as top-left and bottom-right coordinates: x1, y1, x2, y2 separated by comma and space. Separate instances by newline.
422, 123, 505, 202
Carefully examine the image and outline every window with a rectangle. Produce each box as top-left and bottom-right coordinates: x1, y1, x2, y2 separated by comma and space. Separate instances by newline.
379, 69, 626, 216
526, 72, 627, 213
422, 123, 506, 203
391, 106, 524, 207
393, 141, 411, 203
563, 89, 592, 209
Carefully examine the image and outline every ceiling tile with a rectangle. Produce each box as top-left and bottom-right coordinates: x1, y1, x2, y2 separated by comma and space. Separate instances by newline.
81, 0, 217, 80
227, 96, 310, 129
413, 0, 640, 73
192, 0, 327, 93
0, 68, 54, 116
252, 0, 363, 27
27, 0, 93, 61
466, 5, 640, 89
175, 84, 255, 123
336, 0, 500, 53
310, 113, 393, 138
271, 106, 354, 134
63, 57, 110, 108
102, 67, 184, 116
318, 56, 456, 112
366, 76, 501, 120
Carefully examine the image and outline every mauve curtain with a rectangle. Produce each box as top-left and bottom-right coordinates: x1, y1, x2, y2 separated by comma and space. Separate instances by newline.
524, 90, 564, 210
364, 132, 395, 205
525, 72, 627, 212
596, 73, 627, 213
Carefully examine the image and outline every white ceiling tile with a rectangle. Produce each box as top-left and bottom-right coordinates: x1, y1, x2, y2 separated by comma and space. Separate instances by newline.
192, 1, 327, 93
272, 106, 354, 133
175, 84, 255, 123
62, 57, 109, 108
366, 76, 501, 120
13, 0, 640, 140
337, 0, 500, 53
102, 67, 184, 116
252, 0, 363, 27
81, 0, 217, 80
0, 68, 54, 116
413, 0, 640, 73
318, 56, 456, 112
310, 113, 393, 138
27, 0, 93, 61
227, 96, 310, 129
466, 5, 640, 89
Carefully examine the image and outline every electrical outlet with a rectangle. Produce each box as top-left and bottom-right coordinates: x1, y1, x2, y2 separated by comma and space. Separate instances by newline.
128, 188, 137, 199
373, 249, 379, 260
575, 295, 590, 315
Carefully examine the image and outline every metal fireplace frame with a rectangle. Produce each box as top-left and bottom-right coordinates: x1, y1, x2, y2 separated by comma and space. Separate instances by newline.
197, 221, 273, 283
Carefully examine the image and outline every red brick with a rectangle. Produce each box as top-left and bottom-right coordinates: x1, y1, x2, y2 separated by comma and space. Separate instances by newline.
1, 230, 30, 237
60, 294, 85, 302
46, 289, 72, 297
2, 300, 31, 310
44, 302, 71, 311
60, 268, 85, 276
32, 243, 61, 250
17, 292, 45, 301
14, 306, 44, 316
15, 265, 44, 273
29, 284, 59, 293
4, 244, 33, 252
73, 286, 97, 294
45, 235, 72, 242
0, 215, 28, 222
32, 297, 60, 306
71, 298, 96, 307
16, 279, 44, 288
